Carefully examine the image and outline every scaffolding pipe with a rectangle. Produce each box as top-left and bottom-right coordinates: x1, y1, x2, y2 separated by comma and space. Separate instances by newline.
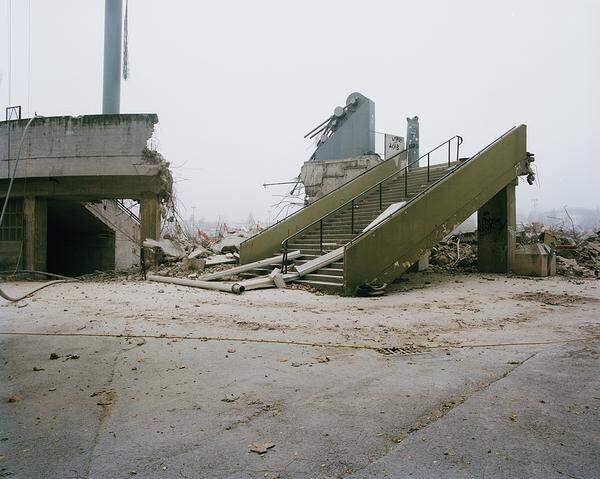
198, 250, 301, 281
147, 274, 245, 294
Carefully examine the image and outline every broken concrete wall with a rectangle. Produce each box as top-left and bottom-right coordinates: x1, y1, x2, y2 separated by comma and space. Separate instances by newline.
0, 114, 163, 180
0, 114, 173, 274
300, 155, 383, 203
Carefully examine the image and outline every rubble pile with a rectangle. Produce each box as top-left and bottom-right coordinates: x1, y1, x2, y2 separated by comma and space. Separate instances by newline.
552, 230, 600, 278
429, 232, 478, 271
430, 227, 599, 278
143, 226, 261, 279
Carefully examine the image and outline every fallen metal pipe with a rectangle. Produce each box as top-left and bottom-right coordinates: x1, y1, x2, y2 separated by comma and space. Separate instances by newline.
147, 274, 245, 294
198, 250, 301, 281
148, 246, 341, 295
294, 247, 344, 276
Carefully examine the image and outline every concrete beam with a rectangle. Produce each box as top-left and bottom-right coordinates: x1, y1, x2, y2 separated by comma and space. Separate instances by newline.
0, 176, 168, 200
477, 182, 516, 273
23, 197, 47, 272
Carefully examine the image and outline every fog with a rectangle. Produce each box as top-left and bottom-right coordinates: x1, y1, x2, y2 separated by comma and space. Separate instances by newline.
1, 0, 598, 224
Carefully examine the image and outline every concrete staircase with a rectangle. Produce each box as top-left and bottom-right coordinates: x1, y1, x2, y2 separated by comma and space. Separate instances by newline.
241, 163, 454, 293
288, 163, 453, 292
240, 128, 529, 295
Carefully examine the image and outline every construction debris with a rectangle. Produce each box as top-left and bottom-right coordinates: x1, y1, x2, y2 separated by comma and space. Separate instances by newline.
212, 234, 246, 254
197, 251, 300, 281
222, 394, 240, 403
430, 232, 478, 270
147, 274, 245, 294
249, 442, 275, 454
553, 230, 600, 278
143, 238, 187, 260
142, 224, 260, 280
143, 221, 598, 297
429, 227, 599, 278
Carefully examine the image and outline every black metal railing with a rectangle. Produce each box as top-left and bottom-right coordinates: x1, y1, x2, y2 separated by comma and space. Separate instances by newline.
345, 127, 518, 250
280, 135, 463, 272
115, 199, 141, 224
241, 140, 413, 247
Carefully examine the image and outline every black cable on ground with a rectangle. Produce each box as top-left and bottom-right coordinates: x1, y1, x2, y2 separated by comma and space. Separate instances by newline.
0, 270, 79, 302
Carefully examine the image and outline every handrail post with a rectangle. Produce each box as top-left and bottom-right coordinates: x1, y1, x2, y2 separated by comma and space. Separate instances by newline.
379, 183, 382, 210
404, 168, 408, 197
456, 137, 460, 162
351, 199, 355, 234
447, 140, 451, 166
319, 219, 323, 255
427, 153, 430, 182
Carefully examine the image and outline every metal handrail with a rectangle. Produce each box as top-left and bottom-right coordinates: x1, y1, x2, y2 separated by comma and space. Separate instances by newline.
281, 135, 463, 272
346, 127, 517, 249
240, 146, 411, 247
115, 199, 141, 224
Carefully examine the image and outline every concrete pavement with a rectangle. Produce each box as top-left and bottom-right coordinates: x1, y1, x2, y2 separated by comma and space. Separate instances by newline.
1, 275, 599, 478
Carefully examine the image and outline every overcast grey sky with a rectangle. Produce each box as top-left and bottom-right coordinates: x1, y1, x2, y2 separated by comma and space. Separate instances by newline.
1, 0, 598, 223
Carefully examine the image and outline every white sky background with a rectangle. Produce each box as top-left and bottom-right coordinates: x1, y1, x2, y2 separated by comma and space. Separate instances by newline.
1, 0, 598, 224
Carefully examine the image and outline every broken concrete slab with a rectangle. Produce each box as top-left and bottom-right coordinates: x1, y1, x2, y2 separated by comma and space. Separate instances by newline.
204, 254, 237, 267
143, 238, 185, 259
513, 243, 556, 277
188, 246, 210, 259
211, 234, 246, 254
269, 268, 287, 289
181, 257, 206, 273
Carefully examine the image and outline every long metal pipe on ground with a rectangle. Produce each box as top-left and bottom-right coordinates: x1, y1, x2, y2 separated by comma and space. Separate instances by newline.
147, 274, 245, 294
198, 250, 301, 281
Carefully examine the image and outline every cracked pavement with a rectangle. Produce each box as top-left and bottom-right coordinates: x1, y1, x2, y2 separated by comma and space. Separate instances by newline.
1, 273, 599, 478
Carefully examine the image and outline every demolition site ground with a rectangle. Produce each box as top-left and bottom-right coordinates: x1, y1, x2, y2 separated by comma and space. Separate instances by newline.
1, 272, 599, 478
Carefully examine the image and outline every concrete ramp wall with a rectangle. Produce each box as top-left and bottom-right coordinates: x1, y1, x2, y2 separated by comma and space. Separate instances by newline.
343, 125, 527, 294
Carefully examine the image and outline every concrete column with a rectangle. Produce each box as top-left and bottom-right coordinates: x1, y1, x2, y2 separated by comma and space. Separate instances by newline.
139, 197, 160, 243
23, 197, 47, 271
477, 182, 516, 273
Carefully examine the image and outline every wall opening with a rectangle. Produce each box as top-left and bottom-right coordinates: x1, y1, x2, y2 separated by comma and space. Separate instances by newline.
47, 200, 115, 276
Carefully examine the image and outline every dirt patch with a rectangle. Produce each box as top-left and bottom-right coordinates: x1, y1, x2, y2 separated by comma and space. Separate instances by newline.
512, 292, 598, 306
375, 345, 428, 356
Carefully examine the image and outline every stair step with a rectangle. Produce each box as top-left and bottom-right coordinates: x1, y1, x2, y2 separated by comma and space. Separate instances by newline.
295, 257, 343, 266
293, 248, 341, 256
315, 266, 344, 275
293, 279, 343, 293
301, 233, 354, 239
300, 273, 344, 284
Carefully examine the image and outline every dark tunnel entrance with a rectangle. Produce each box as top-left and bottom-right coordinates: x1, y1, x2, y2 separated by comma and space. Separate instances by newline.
47, 200, 115, 276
